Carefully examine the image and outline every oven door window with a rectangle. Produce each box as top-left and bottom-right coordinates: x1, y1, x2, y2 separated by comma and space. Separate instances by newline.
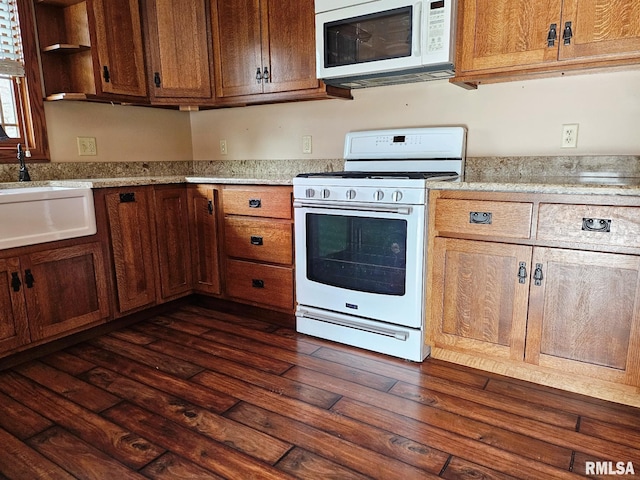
324, 6, 412, 67
306, 213, 407, 295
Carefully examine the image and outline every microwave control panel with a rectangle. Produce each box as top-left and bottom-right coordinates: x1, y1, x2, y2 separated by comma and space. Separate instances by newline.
426, 0, 446, 53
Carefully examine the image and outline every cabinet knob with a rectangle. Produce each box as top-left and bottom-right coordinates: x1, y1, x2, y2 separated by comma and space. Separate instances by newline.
250, 235, 264, 246
533, 263, 544, 286
582, 217, 611, 232
252, 279, 265, 288
24, 269, 35, 288
103, 65, 110, 83
256, 67, 263, 83
154, 72, 161, 88
262, 66, 270, 82
469, 211, 492, 224
249, 198, 262, 208
517, 262, 527, 284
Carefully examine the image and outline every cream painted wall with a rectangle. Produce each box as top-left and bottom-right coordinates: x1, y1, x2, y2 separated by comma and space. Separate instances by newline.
190, 69, 640, 160
43, 69, 639, 163
44, 101, 193, 162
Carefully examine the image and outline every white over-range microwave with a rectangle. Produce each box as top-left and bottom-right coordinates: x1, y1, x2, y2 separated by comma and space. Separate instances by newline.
315, 0, 457, 88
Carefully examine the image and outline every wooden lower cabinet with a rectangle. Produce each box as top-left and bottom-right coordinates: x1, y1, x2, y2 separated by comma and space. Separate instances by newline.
0, 258, 30, 354
102, 187, 158, 315
429, 189, 640, 407
431, 238, 531, 362
153, 185, 193, 300
187, 185, 222, 296
221, 185, 294, 313
526, 247, 640, 386
22, 243, 110, 340
0, 242, 109, 357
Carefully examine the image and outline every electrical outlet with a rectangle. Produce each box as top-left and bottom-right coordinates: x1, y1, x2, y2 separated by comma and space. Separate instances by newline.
220, 139, 228, 155
302, 135, 312, 154
561, 124, 579, 148
77, 137, 97, 156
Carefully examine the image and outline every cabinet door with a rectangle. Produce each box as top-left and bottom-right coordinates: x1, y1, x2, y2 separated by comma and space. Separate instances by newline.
154, 186, 193, 300
89, 0, 147, 97
188, 185, 222, 295
261, 0, 318, 94
430, 237, 532, 361
558, 0, 640, 62
0, 258, 30, 353
211, 0, 263, 97
104, 188, 157, 314
145, 0, 213, 99
456, 0, 562, 73
22, 243, 109, 341
525, 247, 640, 387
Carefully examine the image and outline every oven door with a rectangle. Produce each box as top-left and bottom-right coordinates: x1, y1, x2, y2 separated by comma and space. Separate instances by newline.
294, 201, 426, 328
316, 0, 424, 80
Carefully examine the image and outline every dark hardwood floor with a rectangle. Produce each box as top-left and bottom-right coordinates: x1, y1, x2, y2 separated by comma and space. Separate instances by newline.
1, 303, 639, 479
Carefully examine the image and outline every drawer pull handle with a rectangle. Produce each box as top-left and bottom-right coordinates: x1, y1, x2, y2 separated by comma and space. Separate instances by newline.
582, 218, 611, 233
469, 211, 492, 224
250, 235, 264, 246
517, 262, 527, 284
252, 279, 265, 288
534, 263, 544, 286
249, 198, 262, 208
120, 193, 135, 203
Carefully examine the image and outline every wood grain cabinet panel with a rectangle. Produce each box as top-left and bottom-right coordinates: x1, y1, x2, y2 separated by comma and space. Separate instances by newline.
188, 185, 222, 296
537, 203, 640, 248
0, 258, 30, 354
453, 0, 640, 86
22, 243, 110, 341
144, 0, 213, 101
153, 186, 193, 300
103, 187, 157, 314
222, 186, 292, 219
434, 198, 533, 239
225, 259, 294, 310
431, 237, 531, 362
224, 217, 292, 265
526, 247, 640, 386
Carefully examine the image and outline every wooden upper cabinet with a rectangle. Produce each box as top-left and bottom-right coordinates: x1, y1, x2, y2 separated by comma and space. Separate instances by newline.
454, 0, 640, 85
260, 0, 318, 94
211, 0, 319, 98
89, 0, 148, 98
144, 0, 213, 100
456, 0, 562, 74
559, 0, 640, 62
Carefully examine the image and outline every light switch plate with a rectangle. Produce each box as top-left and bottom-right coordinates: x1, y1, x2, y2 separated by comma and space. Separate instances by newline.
77, 137, 97, 156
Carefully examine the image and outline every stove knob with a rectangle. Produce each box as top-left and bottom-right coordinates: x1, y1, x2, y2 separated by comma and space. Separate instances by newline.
321, 188, 331, 199
391, 190, 403, 202
374, 190, 385, 201
346, 189, 357, 200
305, 188, 316, 198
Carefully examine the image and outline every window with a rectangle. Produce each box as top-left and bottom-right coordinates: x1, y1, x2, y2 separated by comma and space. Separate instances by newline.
0, 0, 48, 163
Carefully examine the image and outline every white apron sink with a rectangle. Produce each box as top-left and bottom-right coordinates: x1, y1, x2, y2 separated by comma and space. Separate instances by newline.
0, 186, 96, 250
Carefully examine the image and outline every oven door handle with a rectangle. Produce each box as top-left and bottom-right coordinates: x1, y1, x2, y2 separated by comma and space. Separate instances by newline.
297, 308, 409, 341
293, 200, 413, 215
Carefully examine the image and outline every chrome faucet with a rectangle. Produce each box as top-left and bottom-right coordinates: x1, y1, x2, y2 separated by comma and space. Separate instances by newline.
17, 143, 30, 182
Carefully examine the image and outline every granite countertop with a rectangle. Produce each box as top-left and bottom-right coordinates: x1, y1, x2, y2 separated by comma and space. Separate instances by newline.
2, 173, 640, 196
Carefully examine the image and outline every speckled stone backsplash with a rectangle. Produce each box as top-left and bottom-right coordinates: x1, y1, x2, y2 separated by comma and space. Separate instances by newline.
465, 156, 640, 181
0, 156, 638, 183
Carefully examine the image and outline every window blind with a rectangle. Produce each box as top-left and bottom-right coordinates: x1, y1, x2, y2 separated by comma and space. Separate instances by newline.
0, 0, 23, 77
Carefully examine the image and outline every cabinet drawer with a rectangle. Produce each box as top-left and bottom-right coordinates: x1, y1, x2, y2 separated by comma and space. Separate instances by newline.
223, 186, 292, 219
434, 199, 533, 239
537, 204, 640, 248
225, 259, 294, 310
224, 217, 292, 264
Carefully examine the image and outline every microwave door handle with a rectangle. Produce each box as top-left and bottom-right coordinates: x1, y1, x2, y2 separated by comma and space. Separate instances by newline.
413, 2, 422, 56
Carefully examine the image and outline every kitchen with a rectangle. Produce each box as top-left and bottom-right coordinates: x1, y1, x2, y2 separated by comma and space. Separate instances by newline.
1, 0, 640, 478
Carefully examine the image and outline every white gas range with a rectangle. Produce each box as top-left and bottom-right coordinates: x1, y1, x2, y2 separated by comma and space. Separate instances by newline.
293, 127, 467, 361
